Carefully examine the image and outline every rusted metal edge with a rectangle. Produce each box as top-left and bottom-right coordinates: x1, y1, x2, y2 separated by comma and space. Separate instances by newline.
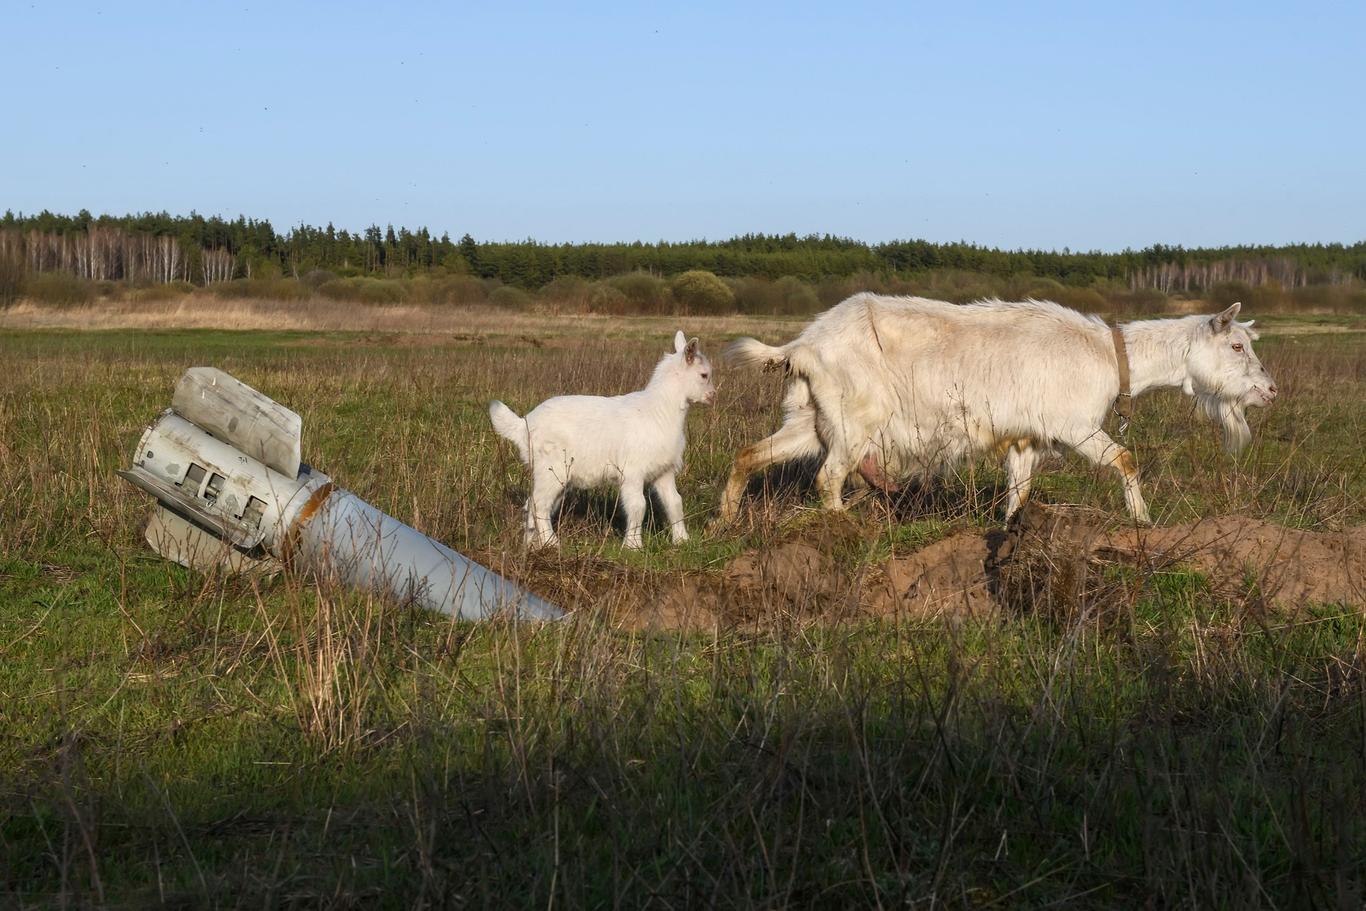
280, 482, 335, 568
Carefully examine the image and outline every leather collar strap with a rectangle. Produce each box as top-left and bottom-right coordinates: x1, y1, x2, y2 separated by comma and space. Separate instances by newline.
1110, 325, 1132, 425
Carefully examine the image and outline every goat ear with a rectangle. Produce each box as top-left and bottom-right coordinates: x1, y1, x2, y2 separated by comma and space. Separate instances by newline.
1210, 302, 1241, 334
673, 330, 687, 353
685, 337, 700, 365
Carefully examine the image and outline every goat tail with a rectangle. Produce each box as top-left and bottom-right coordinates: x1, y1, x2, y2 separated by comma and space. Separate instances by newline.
725, 337, 790, 371
488, 401, 530, 463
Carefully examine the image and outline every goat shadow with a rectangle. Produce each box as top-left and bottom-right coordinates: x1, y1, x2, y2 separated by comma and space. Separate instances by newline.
736, 457, 1012, 522
503, 485, 680, 542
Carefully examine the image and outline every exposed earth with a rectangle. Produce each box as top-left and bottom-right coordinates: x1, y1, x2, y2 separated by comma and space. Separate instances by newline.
582, 505, 1366, 630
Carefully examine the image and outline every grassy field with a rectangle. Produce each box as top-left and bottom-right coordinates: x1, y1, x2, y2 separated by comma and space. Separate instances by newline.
1, 310, 1364, 908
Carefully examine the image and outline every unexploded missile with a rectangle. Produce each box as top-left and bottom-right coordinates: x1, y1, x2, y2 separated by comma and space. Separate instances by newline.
120, 367, 561, 622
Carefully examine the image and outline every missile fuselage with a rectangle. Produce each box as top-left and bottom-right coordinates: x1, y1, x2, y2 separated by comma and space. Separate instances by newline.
121, 368, 561, 622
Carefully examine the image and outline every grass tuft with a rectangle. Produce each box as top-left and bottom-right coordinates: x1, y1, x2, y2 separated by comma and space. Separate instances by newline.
0, 318, 1363, 907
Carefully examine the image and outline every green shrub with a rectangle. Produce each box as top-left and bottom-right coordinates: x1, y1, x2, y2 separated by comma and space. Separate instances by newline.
313, 278, 349, 301
301, 269, 337, 290
488, 285, 532, 310
440, 254, 472, 275
93, 280, 124, 300
130, 281, 195, 303
729, 276, 823, 316
0, 253, 24, 307
246, 258, 283, 280
586, 282, 631, 315
1018, 276, 1066, 299
1049, 285, 1108, 314
908, 269, 1001, 303
607, 271, 670, 314
420, 276, 490, 305
815, 274, 866, 307
728, 277, 768, 313
669, 270, 734, 315
1286, 284, 1366, 314
1209, 281, 1253, 308
207, 278, 312, 301
361, 279, 408, 305
771, 276, 820, 315
22, 272, 95, 306
403, 276, 453, 305
401, 276, 440, 305
316, 277, 407, 305
539, 275, 593, 310
1241, 281, 1289, 312
1104, 287, 1168, 316
992, 273, 1047, 300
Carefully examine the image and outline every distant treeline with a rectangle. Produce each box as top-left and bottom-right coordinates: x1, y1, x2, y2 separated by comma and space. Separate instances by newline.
2, 209, 1365, 315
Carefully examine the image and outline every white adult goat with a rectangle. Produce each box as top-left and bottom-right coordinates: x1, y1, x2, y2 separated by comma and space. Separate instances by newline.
490, 330, 716, 548
720, 294, 1276, 524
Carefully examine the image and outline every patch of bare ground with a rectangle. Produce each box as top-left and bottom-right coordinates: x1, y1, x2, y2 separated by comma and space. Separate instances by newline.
556, 505, 1366, 631
865, 531, 1002, 619
502, 521, 873, 632
634, 538, 871, 631
873, 505, 1366, 622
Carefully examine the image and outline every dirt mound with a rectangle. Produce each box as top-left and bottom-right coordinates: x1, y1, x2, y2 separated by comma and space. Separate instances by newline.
723, 541, 837, 604
1144, 517, 1366, 605
873, 505, 1366, 619
865, 532, 998, 619
626, 578, 721, 631
628, 540, 855, 631
605, 506, 1364, 632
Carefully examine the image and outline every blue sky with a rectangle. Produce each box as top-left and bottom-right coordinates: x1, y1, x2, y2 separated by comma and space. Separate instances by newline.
4, 1, 1363, 250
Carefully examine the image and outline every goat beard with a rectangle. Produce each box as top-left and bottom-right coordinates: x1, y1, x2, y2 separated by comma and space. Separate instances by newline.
1197, 394, 1252, 453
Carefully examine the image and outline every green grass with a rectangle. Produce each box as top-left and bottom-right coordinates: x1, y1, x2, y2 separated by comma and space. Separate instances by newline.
1, 323, 1364, 908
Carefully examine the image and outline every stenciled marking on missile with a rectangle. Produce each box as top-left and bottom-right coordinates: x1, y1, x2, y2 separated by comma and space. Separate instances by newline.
122, 368, 562, 622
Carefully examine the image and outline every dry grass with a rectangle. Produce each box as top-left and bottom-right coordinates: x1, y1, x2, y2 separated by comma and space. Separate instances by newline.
0, 318, 1363, 907
5, 296, 1359, 349
0, 296, 809, 339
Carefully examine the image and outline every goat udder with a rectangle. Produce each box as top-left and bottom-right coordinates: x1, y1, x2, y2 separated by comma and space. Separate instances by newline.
857, 453, 901, 493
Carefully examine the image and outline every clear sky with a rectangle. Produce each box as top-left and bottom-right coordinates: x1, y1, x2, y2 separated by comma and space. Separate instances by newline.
4, 1, 1363, 250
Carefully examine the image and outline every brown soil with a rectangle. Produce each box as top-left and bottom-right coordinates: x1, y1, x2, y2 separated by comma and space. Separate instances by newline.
606, 505, 1366, 631
865, 532, 999, 619
621, 539, 862, 632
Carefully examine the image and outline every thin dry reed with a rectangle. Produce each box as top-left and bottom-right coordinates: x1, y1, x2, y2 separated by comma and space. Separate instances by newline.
0, 321, 1362, 907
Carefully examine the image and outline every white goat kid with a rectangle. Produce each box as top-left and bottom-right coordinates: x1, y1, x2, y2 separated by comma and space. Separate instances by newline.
490, 331, 716, 549
721, 295, 1276, 525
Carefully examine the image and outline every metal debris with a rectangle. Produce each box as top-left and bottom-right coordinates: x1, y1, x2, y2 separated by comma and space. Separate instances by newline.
120, 368, 561, 621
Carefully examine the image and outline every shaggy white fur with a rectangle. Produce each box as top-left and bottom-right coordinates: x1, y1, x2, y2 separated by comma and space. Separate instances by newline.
721, 294, 1276, 524
491, 331, 715, 548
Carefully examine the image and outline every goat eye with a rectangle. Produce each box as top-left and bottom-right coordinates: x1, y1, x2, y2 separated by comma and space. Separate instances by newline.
1232, 343, 1244, 352
700, 373, 709, 380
